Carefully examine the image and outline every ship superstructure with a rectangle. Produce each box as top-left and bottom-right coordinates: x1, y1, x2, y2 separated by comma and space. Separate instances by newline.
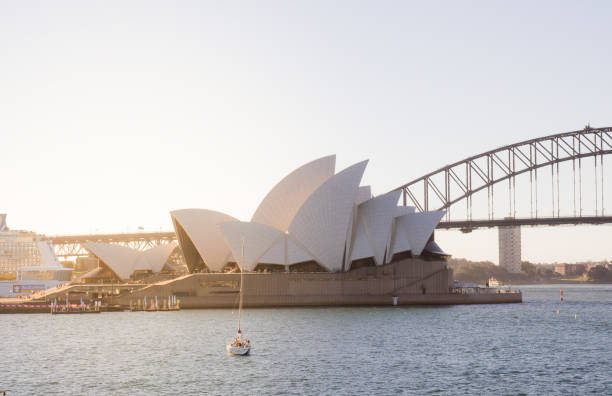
0, 214, 71, 297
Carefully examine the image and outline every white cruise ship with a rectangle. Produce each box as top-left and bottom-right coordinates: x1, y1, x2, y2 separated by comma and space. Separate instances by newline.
0, 214, 72, 297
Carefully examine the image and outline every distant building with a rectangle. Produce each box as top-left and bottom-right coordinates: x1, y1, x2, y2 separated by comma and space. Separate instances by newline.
584, 262, 612, 273
0, 214, 72, 297
554, 263, 586, 276
0, 214, 60, 273
499, 225, 521, 273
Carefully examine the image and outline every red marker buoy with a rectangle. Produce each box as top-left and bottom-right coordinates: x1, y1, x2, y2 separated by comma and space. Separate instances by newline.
560, 289, 564, 301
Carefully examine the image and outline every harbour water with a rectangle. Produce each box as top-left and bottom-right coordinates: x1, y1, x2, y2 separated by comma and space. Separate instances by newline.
2, 284, 611, 395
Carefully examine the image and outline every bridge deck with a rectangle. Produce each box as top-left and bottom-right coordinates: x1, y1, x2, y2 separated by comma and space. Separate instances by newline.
438, 216, 612, 230
50, 231, 175, 244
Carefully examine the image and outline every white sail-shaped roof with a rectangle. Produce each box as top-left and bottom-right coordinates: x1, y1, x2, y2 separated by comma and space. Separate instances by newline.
348, 217, 374, 263
424, 240, 449, 256
388, 218, 412, 261
286, 236, 314, 264
169, 155, 448, 273
134, 241, 178, 273
349, 190, 401, 266
258, 236, 286, 264
84, 242, 141, 280
218, 221, 285, 271
36, 240, 63, 269
256, 233, 315, 265
385, 205, 416, 263
171, 209, 239, 272
251, 155, 336, 232
0, 214, 6, 232
355, 186, 372, 204
288, 160, 368, 272
343, 205, 357, 271
84, 242, 178, 279
395, 205, 416, 217
342, 185, 371, 269
394, 210, 445, 256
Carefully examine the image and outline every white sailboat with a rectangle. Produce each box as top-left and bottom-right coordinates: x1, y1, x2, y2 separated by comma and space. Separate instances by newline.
226, 238, 251, 356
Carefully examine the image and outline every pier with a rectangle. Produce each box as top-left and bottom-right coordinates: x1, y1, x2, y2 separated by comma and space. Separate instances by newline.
50, 302, 101, 314
129, 295, 180, 311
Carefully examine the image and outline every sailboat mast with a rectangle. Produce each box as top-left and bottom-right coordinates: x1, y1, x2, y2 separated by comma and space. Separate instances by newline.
237, 237, 245, 334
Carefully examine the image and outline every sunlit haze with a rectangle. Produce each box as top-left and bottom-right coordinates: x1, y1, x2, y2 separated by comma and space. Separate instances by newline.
2, 1, 611, 264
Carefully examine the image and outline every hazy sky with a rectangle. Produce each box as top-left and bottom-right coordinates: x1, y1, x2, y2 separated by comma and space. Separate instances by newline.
2, 1, 611, 264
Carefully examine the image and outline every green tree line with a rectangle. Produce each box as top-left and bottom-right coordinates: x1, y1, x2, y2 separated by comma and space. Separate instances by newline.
448, 258, 610, 284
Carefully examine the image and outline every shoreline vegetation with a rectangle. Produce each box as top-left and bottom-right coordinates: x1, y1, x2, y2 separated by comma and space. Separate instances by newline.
449, 258, 612, 285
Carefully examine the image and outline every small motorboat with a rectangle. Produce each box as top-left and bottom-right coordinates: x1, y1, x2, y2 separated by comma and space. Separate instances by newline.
487, 277, 502, 287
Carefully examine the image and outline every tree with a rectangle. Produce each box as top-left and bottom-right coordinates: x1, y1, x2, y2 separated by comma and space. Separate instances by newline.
587, 266, 612, 282
521, 261, 537, 276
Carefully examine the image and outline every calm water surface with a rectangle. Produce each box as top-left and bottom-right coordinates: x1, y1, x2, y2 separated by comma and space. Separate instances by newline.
2, 284, 611, 395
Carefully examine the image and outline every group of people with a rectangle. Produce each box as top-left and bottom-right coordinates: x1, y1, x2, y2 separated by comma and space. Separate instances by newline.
231, 337, 250, 348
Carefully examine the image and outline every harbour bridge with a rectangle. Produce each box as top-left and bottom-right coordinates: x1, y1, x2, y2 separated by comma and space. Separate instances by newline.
394, 125, 612, 232
51, 125, 612, 259
51, 232, 175, 259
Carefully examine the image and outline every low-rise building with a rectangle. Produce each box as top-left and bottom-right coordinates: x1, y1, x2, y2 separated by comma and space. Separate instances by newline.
554, 263, 586, 276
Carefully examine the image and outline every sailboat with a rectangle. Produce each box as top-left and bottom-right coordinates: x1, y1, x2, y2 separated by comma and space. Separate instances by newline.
226, 238, 251, 356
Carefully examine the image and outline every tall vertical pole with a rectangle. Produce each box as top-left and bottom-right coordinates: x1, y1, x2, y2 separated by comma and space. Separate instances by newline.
508, 149, 512, 217
534, 144, 538, 218
488, 156, 491, 219
424, 178, 429, 212
573, 135, 576, 216
551, 139, 555, 217
489, 154, 494, 219
238, 238, 245, 334
512, 147, 516, 217
467, 161, 472, 221
530, 144, 533, 218
579, 134, 583, 217
445, 169, 450, 221
466, 162, 469, 221
601, 132, 605, 216
595, 134, 599, 216
556, 138, 560, 217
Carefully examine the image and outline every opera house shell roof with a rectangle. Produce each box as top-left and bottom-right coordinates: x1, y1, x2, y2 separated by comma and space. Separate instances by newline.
171, 155, 447, 273
83, 241, 178, 280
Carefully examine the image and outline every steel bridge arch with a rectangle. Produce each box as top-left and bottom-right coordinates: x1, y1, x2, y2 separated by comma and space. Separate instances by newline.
393, 126, 612, 220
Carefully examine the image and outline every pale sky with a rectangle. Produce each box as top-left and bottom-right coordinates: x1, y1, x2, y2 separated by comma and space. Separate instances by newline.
2, 1, 611, 264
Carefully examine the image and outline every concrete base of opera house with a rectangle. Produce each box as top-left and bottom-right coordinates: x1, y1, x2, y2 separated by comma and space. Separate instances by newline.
118, 258, 522, 308
139, 291, 522, 308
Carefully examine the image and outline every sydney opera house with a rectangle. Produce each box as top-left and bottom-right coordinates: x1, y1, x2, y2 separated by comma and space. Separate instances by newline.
82, 155, 446, 285
171, 155, 447, 275
113, 155, 491, 307
3, 156, 521, 306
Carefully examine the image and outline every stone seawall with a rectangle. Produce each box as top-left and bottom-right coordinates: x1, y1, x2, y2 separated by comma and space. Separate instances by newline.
159, 291, 521, 308
119, 258, 522, 308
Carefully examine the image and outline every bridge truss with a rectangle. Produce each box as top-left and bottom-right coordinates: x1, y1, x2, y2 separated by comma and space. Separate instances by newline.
394, 126, 612, 229
51, 232, 176, 259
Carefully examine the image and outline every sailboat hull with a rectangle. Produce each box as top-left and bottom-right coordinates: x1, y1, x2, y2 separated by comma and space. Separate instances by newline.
226, 344, 250, 355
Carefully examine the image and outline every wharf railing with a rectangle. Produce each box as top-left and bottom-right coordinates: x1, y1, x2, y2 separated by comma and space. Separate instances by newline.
129, 295, 180, 312
450, 287, 521, 295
